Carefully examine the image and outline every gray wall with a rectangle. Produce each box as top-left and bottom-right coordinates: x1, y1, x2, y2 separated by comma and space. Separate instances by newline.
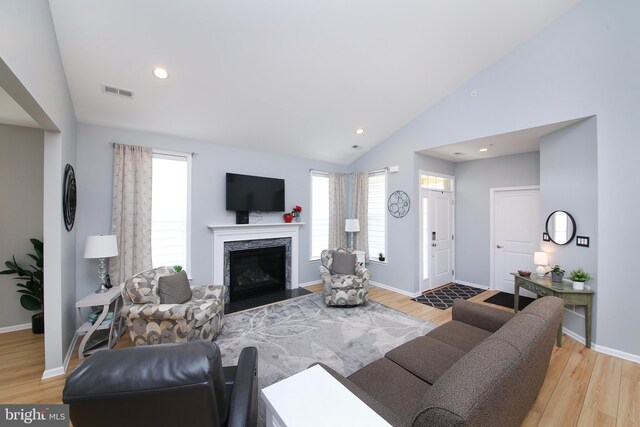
454, 151, 540, 286
75, 123, 347, 298
0, 124, 44, 329
540, 117, 598, 342
0, 0, 77, 373
347, 0, 640, 357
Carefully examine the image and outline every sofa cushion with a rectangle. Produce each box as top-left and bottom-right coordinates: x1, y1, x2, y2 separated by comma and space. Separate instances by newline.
331, 251, 356, 275
158, 270, 192, 304
425, 320, 492, 353
124, 266, 175, 304
385, 336, 465, 385
348, 358, 431, 427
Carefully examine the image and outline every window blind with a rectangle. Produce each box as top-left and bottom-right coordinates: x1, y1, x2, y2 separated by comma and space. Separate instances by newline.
311, 172, 329, 259
368, 171, 386, 259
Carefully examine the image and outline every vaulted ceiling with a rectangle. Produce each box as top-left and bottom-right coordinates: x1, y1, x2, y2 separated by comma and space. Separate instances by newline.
47, 0, 582, 164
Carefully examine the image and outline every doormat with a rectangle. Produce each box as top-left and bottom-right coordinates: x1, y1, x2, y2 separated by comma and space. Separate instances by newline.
484, 292, 536, 311
413, 283, 484, 310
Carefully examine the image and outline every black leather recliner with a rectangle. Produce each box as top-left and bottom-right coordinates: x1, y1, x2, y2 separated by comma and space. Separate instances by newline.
63, 341, 258, 427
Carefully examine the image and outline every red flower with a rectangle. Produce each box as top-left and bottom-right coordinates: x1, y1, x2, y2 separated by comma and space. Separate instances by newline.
293, 205, 302, 212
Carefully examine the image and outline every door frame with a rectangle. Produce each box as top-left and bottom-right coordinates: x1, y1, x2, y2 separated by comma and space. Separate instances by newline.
489, 185, 540, 290
418, 170, 455, 293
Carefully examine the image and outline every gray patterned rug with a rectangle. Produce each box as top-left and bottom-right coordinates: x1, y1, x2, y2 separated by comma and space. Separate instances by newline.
216, 293, 436, 425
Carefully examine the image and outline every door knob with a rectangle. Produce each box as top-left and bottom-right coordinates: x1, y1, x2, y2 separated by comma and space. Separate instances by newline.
496, 245, 504, 248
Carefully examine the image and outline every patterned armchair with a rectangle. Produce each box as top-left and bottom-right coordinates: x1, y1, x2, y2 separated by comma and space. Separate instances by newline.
119, 266, 225, 346
320, 248, 371, 307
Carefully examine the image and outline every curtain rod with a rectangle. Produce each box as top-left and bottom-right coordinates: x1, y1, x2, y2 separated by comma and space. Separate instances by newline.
309, 167, 388, 174
111, 142, 197, 157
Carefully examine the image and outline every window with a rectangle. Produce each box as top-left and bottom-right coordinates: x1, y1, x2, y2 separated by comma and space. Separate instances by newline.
368, 171, 386, 260
152, 152, 191, 272
420, 174, 452, 191
310, 171, 329, 260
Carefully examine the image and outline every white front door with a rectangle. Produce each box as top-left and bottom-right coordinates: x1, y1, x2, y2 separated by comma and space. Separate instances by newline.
492, 188, 540, 296
429, 191, 454, 289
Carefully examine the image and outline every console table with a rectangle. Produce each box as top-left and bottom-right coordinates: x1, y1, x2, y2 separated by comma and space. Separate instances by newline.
75, 286, 124, 359
261, 364, 390, 427
511, 273, 594, 348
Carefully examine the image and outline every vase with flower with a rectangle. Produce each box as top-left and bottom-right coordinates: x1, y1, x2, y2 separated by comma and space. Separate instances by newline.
292, 205, 302, 222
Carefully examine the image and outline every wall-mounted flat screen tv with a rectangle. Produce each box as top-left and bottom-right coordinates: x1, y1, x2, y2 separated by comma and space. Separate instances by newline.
226, 173, 285, 213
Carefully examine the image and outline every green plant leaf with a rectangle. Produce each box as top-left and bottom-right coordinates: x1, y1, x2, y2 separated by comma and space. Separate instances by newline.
20, 294, 42, 311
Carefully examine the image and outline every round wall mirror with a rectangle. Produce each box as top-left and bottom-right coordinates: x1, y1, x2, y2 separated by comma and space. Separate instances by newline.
545, 210, 576, 245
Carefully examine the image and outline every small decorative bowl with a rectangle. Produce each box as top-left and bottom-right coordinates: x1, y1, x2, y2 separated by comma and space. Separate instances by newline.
518, 270, 531, 277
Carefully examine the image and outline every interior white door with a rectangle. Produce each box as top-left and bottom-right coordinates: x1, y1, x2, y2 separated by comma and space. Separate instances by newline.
493, 188, 540, 296
429, 191, 454, 289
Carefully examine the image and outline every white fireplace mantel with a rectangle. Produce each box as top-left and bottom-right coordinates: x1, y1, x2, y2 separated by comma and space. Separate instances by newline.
207, 222, 304, 289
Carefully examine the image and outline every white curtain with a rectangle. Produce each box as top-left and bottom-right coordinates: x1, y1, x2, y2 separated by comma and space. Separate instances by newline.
351, 172, 369, 259
109, 143, 153, 285
328, 172, 346, 249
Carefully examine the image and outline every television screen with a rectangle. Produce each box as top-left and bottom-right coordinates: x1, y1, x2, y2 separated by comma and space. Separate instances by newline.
226, 173, 285, 212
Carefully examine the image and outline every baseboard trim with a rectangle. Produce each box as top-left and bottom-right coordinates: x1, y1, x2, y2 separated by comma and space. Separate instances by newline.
455, 280, 489, 290
370, 281, 421, 298
297, 280, 321, 288
562, 327, 640, 364
593, 342, 640, 364
41, 366, 66, 380
0, 323, 31, 334
41, 332, 78, 380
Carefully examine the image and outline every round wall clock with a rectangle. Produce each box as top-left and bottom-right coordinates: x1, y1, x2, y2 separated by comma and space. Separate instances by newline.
388, 190, 410, 218
63, 164, 77, 231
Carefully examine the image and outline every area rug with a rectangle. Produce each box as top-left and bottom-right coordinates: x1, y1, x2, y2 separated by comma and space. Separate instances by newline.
484, 291, 536, 311
413, 283, 484, 309
215, 293, 436, 426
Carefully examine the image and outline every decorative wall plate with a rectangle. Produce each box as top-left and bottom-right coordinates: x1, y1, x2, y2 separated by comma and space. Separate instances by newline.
63, 164, 77, 231
388, 190, 410, 218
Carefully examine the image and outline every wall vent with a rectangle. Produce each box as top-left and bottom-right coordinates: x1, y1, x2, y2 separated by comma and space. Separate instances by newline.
453, 152, 465, 155
102, 84, 134, 99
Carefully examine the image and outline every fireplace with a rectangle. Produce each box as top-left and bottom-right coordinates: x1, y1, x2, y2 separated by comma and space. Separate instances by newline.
229, 246, 286, 302
222, 236, 292, 304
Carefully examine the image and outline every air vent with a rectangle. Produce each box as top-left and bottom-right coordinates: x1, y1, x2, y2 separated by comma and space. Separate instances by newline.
352, 144, 363, 150
453, 152, 466, 155
102, 84, 134, 99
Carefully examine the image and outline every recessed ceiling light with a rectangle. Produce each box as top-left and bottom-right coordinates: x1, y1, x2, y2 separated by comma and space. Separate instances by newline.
153, 67, 169, 79
479, 148, 489, 152
355, 128, 364, 135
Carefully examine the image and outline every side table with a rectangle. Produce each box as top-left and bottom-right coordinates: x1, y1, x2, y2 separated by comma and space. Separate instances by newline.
511, 273, 594, 348
353, 250, 366, 266
75, 286, 124, 359
262, 364, 390, 427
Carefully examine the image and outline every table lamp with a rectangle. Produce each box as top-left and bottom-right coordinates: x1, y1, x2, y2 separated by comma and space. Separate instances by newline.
534, 251, 549, 278
345, 219, 360, 250
84, 235, 118, 293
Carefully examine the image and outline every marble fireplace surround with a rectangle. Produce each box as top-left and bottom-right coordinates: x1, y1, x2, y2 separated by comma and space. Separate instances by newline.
208, 223, 303, 303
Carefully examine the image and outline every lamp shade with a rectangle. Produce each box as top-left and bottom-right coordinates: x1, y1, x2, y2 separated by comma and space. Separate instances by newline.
84, 235, 118, 259
533, 251, 548, 266
345, 219, 360, 232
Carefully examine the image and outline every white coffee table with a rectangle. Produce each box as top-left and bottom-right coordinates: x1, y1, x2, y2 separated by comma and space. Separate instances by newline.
261, 364, 391, 427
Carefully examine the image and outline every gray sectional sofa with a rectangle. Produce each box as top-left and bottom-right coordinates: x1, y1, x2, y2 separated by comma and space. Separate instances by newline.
321, 296, 564, 427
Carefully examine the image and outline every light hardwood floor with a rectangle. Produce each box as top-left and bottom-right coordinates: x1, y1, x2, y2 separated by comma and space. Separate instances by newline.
0, 285, 637, 427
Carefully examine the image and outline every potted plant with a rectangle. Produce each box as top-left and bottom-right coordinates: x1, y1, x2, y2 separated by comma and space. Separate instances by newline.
378, 252, 385, 262
569, 267, 592, 290
1, 239, 44, 334
549, 265, 565, 283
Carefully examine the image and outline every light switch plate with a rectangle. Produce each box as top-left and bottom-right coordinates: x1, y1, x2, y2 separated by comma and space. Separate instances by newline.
542, 232, 550, 242
576, 236, 590, 247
